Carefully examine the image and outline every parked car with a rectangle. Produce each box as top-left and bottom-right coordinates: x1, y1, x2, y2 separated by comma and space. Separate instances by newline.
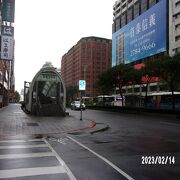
70, 101, 86, 110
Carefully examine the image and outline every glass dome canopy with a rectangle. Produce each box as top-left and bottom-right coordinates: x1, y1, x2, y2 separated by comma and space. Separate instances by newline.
23, 63, 66, 116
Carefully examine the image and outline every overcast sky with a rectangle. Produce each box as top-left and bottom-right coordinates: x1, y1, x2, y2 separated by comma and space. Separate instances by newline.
14, 0, 116, 93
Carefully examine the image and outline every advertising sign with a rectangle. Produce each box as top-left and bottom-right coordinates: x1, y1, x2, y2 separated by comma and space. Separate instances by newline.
2, 26, 14, 36
1, 36, 14, 60
2, 0, 15, 22
1, 26, 14, 60
112, 0, 166, 65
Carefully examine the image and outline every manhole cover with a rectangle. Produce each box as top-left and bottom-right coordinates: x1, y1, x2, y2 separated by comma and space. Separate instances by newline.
24, 122, 39, 126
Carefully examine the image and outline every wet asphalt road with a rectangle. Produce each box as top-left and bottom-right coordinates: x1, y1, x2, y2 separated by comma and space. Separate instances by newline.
0, 107, 180, 179
50, 108, 180, 180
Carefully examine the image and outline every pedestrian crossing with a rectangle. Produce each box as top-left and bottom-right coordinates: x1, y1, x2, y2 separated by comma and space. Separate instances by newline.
0, 138, 76, 179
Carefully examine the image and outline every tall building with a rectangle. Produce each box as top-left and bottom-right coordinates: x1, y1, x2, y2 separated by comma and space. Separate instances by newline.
169, 0, 180, 55
61, 36, 112, 97
112, 0, 180, 66
112, 0, 180, 94
0, 0, 15, 107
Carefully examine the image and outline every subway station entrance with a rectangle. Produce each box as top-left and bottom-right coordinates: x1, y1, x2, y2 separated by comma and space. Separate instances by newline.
23, 63, 66, 116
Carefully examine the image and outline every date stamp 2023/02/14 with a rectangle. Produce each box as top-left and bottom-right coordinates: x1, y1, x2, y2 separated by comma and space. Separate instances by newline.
141, 156, 175, 165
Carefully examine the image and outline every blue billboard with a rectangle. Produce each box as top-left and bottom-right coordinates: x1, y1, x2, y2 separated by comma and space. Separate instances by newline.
112, 0, 167, 66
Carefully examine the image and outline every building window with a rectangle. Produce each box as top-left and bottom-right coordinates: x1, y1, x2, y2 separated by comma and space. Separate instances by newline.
127, 88, 133, 93
134, 87, 140, 93
121, 13, 127, 27
174, 12, 180, 19
117, 3, 120, 8
127, 8, 133, 23
175, 35, 180, 41
112, 23, 116, 33
141, 0, 148, 14
175, 47, 180, 53
128, 0, 133, 3
149, 0, 157, 8
134, 2, 140, 18
142, 87, 146, 92
116, 9, 120, 15
116, 18, 121, 30
176, 1, 180, 7
122, 3, 126, 10
150, 86, 157, 92
175, 23, 180, 30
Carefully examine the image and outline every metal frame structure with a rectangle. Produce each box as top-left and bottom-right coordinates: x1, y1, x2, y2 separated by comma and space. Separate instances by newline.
22, 63, 66, 116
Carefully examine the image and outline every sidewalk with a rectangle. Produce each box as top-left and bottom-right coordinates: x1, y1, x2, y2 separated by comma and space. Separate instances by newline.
0, 104, 98, 139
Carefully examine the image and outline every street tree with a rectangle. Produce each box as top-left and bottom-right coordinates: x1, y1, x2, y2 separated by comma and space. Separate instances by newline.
96, 68, 115, 95
14, 91, 20, 102
143, 54, 180, 109
112, 64, 134, 107
159, 54, 180, 109
142, 58, 162, 107
66, 86, 78, 105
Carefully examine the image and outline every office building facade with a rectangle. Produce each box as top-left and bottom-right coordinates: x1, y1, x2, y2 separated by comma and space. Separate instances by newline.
112, 0, 180, 66
112, 0, 180, 97
112, 0, 180, 106
61, 36, 112, 97
169, 0, 180, 55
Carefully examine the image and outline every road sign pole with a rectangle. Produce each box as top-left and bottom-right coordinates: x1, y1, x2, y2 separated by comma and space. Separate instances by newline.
79, 80, 86, 121
80, 92, 82, 120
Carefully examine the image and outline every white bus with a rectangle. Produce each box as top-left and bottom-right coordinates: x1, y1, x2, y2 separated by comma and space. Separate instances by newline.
93, 95, 124, 107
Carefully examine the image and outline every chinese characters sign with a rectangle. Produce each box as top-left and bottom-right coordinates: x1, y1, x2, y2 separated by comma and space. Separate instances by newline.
112, 0, 166, 65
2, 25, 14, 36
129, 13, 156, 38
1, 26, 14, 60
37, 74, 59, 82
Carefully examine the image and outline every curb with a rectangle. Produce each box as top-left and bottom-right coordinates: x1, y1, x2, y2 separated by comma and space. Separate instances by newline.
89, 123, 110, 134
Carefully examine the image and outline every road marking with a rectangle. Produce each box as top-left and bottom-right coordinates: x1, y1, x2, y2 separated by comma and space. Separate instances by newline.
67, 136, 134, 180
48, 137, 68, 144
0, 166, 66, 179
0, 152, 55, 159
0, 144, 48, 149
13, 112, 22, 114
160, 121, 180, 126
44, 138, 77, 180
0, 138, 75, 179
0, 139, 44, 143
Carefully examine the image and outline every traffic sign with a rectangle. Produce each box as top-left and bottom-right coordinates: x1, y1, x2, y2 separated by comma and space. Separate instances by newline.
79, 80, 86, 90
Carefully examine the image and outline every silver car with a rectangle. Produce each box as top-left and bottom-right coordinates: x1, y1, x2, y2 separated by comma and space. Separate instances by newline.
70, 101, 86, 110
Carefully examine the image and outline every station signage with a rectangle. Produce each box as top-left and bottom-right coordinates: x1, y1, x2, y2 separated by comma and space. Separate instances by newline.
37, 74, 59, 82
79, 80, 86, 91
